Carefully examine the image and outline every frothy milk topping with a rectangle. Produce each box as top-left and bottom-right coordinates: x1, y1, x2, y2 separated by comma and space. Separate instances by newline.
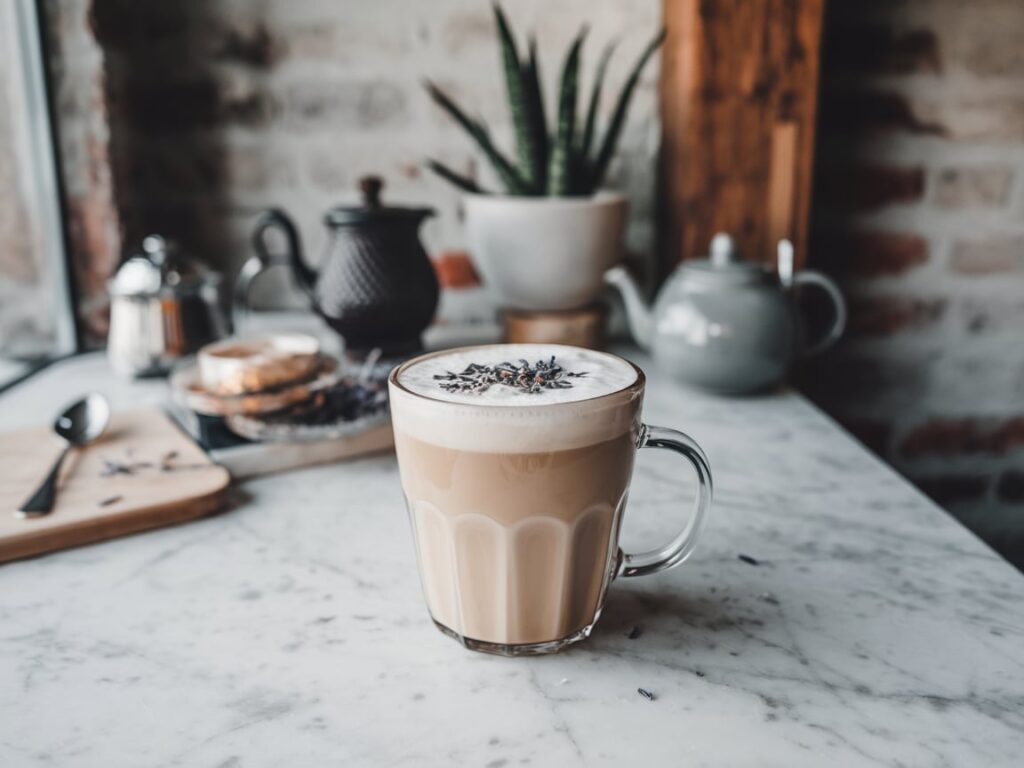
397, 344, 637, 406
390, 345, 642, 452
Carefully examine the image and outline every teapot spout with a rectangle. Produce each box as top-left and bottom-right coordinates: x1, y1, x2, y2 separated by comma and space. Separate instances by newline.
604, 266, 653, 350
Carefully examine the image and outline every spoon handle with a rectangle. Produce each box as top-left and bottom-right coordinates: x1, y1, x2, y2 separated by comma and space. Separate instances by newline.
16, 445, 71, 518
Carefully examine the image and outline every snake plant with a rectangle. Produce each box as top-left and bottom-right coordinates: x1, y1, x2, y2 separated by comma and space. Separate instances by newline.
425, 4, 665, 197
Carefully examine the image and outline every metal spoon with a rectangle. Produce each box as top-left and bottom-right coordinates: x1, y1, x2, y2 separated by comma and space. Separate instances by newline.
16, 394, 111, 518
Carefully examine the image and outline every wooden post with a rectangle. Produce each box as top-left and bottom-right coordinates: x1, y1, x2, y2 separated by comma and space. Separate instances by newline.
658, 0, 825, 271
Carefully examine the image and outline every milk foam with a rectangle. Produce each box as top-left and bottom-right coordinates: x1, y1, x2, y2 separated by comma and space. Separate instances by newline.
397, 344, 637, 406
389, 344, 643, 452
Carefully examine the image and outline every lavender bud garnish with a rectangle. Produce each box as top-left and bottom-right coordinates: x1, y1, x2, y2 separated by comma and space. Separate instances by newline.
434, 356, 587, 395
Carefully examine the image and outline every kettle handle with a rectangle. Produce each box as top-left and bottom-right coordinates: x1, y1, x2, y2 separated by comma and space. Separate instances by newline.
792, 270, 847, 357
233, 209, 317, 329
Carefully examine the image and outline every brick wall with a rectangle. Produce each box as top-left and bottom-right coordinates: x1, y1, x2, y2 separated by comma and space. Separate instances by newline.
13, 0, 1023, 565
78, 0, 661, 329
804, 0, 1024, 568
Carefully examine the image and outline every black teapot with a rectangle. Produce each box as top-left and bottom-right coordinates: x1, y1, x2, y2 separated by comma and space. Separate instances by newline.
235, 177, 439, 356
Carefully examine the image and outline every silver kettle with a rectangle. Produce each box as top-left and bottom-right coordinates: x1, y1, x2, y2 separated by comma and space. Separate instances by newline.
107, 235, 229, 377
606, 233, 847, 394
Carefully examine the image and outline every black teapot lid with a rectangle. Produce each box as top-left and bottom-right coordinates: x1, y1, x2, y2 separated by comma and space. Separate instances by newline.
325, 176, 433, 226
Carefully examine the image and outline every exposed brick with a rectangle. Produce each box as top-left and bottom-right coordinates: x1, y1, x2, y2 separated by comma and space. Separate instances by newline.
39, 0, 126, 347
825, 25, 940, 75
816, 165, 925, 211
92, 0, 190, 53
27, 0, 663, 349
280, 25, 337, 60
900, 417, 1024, 458
66, 192, 120, 338
916, 474, 991, 506
841, 418, 892, 456
917, 99, 1024, 142
118, 77, 273, 132
305, 148, 429, 194
217, 23, 281, 68
934, 167, 1012, 208
226, 146, 297, 191
799, 352, 929, 404
990, 419, 1024, 454
441, 10, 494, 54
125, 142, 225, 197
848, 296, 946, 336
996, 471, 1024, 503
814, 230, 929, 278
817, 90, 945, 136
283, 80, 407, 131
901, 419, 987, 458
950, 236, 1024, 275
960, 297, 1024, 335
433, 250, 481, 289
955, 11, 1024, 77
306, 150, 348, 192
398, 161, 422, 181
807, 0, 1024, 562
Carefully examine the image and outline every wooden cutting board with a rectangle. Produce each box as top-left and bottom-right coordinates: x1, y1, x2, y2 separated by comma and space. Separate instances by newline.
0, 408, 230, 564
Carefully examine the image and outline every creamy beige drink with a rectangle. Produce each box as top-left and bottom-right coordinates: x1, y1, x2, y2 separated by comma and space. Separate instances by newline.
390, 344, 643, 653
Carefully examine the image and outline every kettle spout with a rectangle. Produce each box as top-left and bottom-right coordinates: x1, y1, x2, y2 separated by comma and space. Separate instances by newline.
604, 266, 653, 350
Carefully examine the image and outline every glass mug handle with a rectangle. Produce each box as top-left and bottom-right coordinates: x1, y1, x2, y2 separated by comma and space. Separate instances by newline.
619, 424, 713, 578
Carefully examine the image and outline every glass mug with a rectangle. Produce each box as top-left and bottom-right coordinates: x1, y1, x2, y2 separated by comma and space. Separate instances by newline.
389, 344, 713, 656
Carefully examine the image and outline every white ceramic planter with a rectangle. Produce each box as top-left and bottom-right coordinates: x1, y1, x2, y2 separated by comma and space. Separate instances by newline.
464, 192, 627, 311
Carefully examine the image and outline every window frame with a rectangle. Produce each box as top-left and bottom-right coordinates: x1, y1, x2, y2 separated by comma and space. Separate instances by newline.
1, 0, 78, 362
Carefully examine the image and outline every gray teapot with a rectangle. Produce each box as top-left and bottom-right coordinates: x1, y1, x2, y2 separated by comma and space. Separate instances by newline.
605, 233, 846, 394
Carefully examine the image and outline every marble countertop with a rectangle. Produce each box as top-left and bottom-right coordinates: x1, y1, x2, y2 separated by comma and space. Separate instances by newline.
2, 351, 1023, 767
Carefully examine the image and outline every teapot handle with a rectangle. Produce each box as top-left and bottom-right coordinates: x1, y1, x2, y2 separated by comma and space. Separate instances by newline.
792, 270, 847, 357
233, 209, 317, 329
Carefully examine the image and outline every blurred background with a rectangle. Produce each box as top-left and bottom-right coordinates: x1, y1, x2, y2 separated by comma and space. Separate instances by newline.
1, 0, 1022, 568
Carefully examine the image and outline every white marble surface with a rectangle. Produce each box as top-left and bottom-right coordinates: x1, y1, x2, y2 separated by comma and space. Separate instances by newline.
2, 352, 1023, 767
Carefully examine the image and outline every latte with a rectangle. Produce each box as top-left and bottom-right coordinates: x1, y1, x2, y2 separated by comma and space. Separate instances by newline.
390, 344, 643, 651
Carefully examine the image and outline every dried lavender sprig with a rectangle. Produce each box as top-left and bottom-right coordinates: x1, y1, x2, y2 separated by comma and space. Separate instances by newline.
434, 356, 587, 395
100, 459, 153, 477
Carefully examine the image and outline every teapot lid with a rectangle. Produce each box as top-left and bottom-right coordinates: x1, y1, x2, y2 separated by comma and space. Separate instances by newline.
325, 176, 434, 226
108, 235, 217, 298
682, 233, 772, 285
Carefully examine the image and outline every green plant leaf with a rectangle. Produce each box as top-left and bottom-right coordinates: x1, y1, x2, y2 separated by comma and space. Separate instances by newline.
580, 40, 617, 162
425, 159, 489, 194
493, 4, 542, 194
424, 80, 530, 194
523, 35, 549, 192
546, 27, 587, 197
588, 28, 666, 192
473, 115, 532, 194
